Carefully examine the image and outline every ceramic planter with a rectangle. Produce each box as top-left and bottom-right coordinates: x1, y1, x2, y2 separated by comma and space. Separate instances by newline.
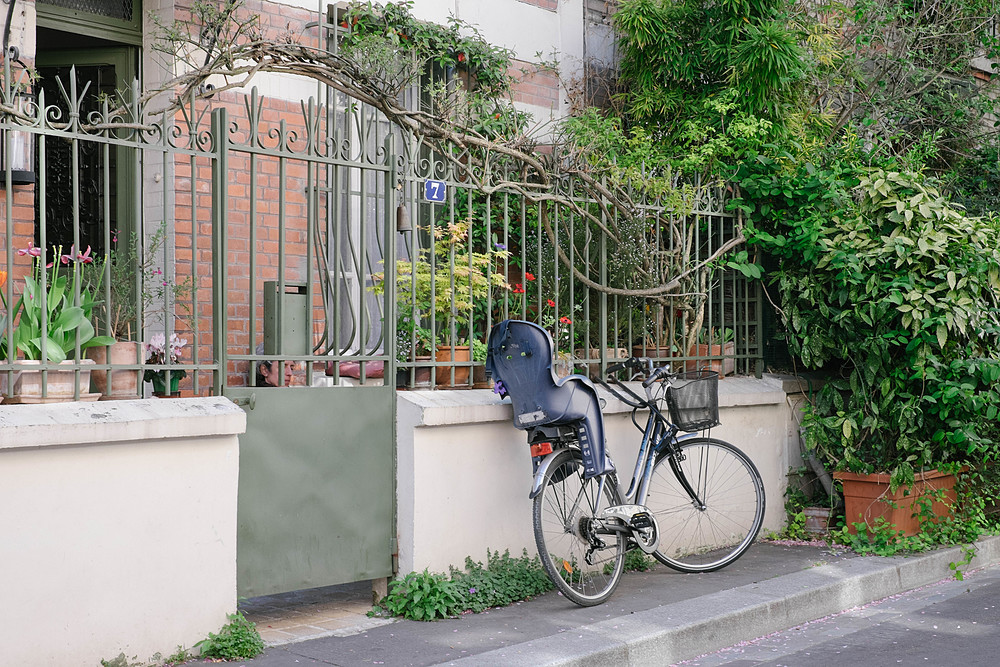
150, 371, 183, 397
472, 364, 492, 388
86, 341, 141, 400
397, 359, 435, 389
834, 469, 959, 537
2, 359, 99, 403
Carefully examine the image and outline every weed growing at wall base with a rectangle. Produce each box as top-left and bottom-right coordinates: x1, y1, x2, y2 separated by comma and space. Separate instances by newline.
372, 549, 553, 620
195, 610, 265, 659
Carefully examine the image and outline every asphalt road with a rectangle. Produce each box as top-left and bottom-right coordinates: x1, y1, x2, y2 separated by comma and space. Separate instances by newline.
680, 562, 1000, 666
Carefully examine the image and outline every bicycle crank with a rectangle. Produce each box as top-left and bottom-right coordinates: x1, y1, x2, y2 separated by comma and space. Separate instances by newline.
601, 504, 660, 554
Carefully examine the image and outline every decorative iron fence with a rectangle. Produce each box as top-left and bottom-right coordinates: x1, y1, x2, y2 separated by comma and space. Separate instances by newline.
0, 63, 762, 401
390, 154, 762, 388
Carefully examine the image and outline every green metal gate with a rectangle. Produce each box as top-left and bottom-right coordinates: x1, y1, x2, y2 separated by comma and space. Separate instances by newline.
212, 94, 399, 597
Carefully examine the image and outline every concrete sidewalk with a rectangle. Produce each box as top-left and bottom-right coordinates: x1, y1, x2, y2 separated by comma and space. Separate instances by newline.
235, 535, 1000, 666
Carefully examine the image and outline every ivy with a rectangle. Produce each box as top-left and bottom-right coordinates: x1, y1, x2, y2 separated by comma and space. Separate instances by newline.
342, 1, 514, 97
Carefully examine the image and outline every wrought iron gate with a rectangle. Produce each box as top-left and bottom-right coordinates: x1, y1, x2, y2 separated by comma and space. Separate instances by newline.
212, 93, 399, 597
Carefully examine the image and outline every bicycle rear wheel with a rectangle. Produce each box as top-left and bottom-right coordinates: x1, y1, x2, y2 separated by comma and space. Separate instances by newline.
532, 448, 625, 606
645, 437, 765, 573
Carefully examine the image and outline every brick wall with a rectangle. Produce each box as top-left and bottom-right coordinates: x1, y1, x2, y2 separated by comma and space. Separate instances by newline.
510, 60, 561, 112
170, 86, 337, 388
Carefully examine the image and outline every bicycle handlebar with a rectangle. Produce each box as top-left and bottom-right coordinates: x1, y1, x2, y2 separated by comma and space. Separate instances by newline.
642, 365, 668, 389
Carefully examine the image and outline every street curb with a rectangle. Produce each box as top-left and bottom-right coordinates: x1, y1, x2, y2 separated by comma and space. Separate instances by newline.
442, 535, 1000, 666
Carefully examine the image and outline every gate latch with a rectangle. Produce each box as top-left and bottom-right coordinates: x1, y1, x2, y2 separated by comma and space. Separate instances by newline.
232, 393, 256, 410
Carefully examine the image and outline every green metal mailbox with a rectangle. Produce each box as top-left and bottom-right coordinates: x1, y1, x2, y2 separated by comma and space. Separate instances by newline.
263, 281, 310, 356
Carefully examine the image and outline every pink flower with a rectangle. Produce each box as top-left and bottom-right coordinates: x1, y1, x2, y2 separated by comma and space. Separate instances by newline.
76, 245, 93, 264
17, 242, 41, 257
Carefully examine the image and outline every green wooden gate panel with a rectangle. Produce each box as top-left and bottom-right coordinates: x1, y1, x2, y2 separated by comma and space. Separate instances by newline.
228, 385, 395, 597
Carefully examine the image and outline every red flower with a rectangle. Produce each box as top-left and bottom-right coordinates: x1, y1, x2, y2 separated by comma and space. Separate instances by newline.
457, 52, 466, 63
512, 283, 525, 294
559, 316, 572, 324
525, 272, 535, 281
546, 299, 555, 307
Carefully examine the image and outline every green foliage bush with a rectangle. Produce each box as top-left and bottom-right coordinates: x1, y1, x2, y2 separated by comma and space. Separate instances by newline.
381, 569, 461, 621
196, 611, 265, 660
376, 550, 553, 620
740, 161, 1000, 486
450, 549, 553, 614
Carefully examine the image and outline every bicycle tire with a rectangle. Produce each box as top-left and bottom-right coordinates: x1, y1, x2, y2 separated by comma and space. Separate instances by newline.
532, 448, 626, 606
645, 437, 765, 573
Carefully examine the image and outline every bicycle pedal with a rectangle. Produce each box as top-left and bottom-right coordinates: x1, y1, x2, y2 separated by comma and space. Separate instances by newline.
629, 511, 653, 530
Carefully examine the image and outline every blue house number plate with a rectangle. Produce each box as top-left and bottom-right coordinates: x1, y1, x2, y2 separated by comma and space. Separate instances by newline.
424, 179, 447, 202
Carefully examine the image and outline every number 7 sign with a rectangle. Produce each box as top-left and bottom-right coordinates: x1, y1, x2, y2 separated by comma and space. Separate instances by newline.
424, 179, 447, 203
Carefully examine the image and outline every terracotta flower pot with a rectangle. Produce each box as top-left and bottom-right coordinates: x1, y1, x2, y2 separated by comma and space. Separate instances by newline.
575, 347, 629, 380
803, 506, 834, 534
834, 469, 960, 537
685, 342, 736, 376
435, 345, 471, 387
87, 341, 141, 400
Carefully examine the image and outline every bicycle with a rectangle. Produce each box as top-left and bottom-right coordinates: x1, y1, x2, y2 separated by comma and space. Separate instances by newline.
486, 320, 765, 607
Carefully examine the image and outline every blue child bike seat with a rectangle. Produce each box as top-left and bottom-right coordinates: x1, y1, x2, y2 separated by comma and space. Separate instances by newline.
486, 320, 613, 479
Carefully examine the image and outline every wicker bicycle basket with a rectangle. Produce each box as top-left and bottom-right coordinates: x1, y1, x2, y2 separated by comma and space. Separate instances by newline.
666, 370, 721, 432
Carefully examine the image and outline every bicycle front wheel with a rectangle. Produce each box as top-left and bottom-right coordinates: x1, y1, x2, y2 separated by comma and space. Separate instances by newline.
646, 437, 765, 573
532, 448, 625, 606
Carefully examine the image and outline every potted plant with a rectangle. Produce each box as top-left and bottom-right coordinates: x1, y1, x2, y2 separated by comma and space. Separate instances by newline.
143, 333, 187, 397
471, 337, 491, 388
395, 316, 435, 389
540, 299, 577, 378
0, 243, 115, 402
87, 224, 194, 399
373, 220, 509, 387
686, 327, 736, 376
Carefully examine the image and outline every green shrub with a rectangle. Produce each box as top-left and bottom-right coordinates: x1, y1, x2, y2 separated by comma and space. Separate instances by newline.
741, 164, 1000, 487
196, 611, 265, 660
381, 569, 461, 620
450, 549, 552, 614
622, 548, 655, 572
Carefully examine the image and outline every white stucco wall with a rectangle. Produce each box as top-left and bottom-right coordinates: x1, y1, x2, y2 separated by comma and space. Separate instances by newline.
396, 376, 797, 575
0, 398, 246, 667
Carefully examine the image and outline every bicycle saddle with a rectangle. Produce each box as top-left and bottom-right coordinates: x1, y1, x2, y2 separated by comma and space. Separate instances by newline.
486, 319, 613, 479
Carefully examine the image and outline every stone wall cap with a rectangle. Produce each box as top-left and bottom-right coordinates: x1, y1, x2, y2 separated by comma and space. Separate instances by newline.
399, 375, 785, 427
0, 397, 247, 450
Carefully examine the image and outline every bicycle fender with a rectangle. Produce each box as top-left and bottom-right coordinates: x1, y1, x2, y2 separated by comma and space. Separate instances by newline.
528, 449, 573, 499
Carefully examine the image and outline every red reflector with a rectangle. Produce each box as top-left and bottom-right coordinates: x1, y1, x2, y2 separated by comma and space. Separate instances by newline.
530, 442, 553, 457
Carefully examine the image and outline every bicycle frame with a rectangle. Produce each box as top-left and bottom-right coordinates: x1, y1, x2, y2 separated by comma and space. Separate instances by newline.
528, 377, 707, 514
